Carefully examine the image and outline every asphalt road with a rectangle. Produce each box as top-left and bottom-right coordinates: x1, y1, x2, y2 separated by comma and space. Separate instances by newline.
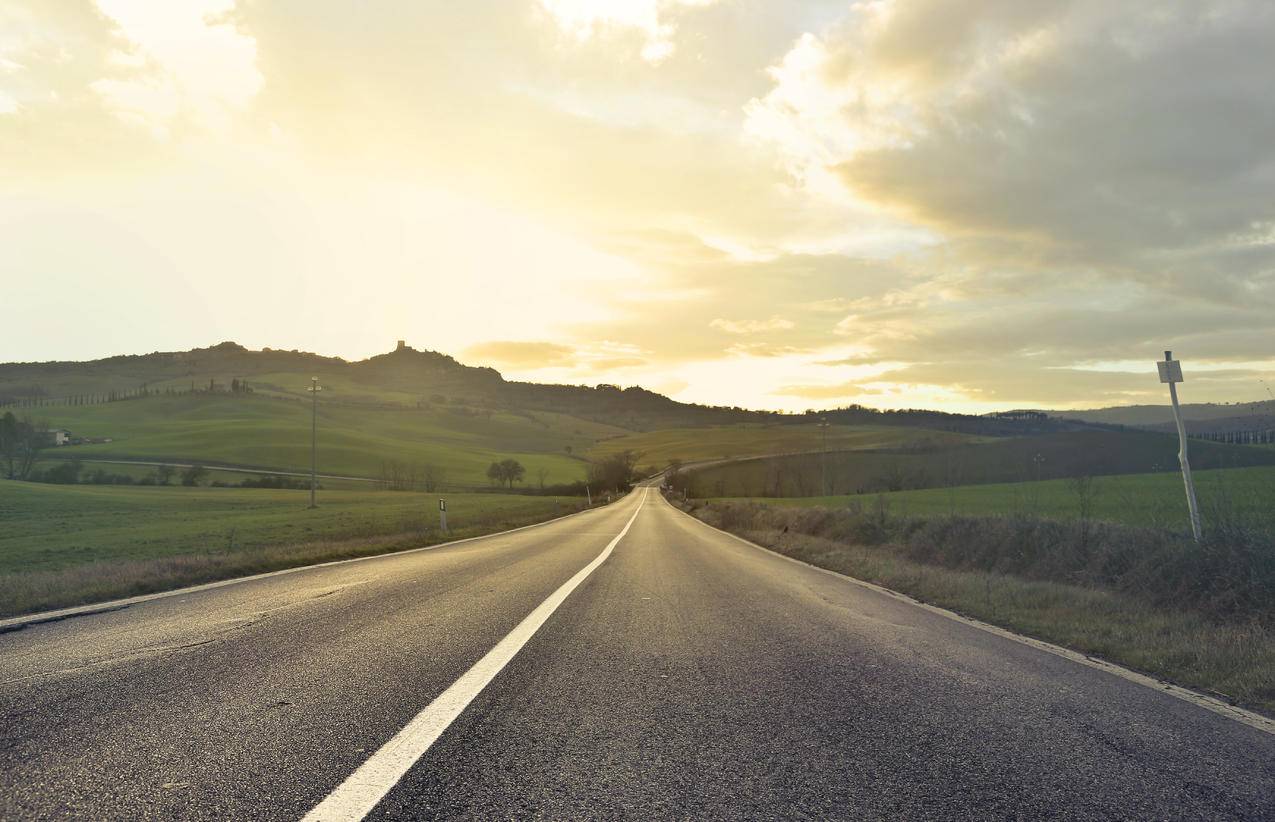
1, 488, 1272, 820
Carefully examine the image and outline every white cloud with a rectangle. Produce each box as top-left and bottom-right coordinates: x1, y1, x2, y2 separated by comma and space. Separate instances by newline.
710, 315, 796, 334
537, 0, 719, 64
91, 0, 261, 135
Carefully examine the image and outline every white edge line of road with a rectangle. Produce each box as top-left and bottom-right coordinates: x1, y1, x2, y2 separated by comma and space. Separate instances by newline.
660, 493, 1275, 737
0, 498, 621, 632
302, 488, 648, 822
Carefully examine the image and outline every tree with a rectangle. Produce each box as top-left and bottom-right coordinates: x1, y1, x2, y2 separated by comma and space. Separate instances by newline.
0, 412, 45, 480
587, 450, 641, 493
499, 458, 525, 488
180, 464, 209, 486
155, 464, 176, 485
486, 458, 526, 489
536, 466, 549, 490
422, 464, 446, 493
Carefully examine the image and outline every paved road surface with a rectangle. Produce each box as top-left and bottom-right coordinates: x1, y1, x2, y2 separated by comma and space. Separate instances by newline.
1, 488, 1272, 819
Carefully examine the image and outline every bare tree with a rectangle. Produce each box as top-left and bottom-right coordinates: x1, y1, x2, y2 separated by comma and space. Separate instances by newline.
422, 464, 446, 493
0, 412, 45, 480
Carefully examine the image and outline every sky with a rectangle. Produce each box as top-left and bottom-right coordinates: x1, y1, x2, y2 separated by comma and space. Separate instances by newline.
2, 1, 1274, 413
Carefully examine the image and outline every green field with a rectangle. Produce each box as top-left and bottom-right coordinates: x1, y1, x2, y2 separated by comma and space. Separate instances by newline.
685, 429, 1275, 498
725, 465, 1275, 531
0, 479, 585, 615
28, 392, 627, 486
590, 423, 978, 466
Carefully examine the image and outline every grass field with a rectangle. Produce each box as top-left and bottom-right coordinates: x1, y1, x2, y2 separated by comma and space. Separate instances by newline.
685, 429, 1275, 499
0, 479, 585, 616
26, 392, 628, 486
737, 465, 1275, 531
589, 423, 978, 466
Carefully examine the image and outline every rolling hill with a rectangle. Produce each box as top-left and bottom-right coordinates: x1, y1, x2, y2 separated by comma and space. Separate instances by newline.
2, 341, 1105, 487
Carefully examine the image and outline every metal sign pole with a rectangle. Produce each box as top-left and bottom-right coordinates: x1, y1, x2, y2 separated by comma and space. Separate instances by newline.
1159, 351, 1202, 541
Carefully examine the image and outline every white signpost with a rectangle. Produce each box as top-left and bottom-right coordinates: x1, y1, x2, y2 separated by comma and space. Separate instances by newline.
1159, 351, 1202, 541
307, 376, 322, 509
439, 498, 447, 533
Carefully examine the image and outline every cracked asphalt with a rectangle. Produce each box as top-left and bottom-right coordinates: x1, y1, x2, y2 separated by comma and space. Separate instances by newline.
1, 489, 1272, 820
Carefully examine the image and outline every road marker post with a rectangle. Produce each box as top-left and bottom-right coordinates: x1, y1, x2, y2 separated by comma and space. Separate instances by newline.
818, 416, 830, 496
1159, 350, 1202, 541
439, 498, 447, 533
307, 376, 322, 509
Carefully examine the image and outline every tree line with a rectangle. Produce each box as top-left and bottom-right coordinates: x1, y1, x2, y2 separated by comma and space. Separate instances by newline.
0, 380, 253, 408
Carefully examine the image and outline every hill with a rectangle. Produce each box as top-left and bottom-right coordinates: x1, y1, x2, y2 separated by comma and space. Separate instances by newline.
14, 391, 622, 487
0, 342, 1102, 488
1054, 399, 1275, 429
0, 341, 774, 432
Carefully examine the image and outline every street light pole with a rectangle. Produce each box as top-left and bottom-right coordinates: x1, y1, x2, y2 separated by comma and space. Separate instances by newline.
307, 376, 322, 509
1159, 351, 1201, 541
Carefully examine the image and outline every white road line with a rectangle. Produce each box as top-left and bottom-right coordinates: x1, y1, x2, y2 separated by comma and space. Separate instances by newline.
303, 488, 647, 822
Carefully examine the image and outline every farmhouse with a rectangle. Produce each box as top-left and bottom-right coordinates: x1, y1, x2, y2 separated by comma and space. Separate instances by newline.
44, 429, 71, 446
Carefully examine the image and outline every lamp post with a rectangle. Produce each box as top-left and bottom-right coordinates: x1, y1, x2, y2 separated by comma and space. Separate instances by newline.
1158, 351, 1201, 541
307, 376, 322, 509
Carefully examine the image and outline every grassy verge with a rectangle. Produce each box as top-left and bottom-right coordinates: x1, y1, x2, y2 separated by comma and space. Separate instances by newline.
0, 479, 586, 617
677, 497, 1275, 715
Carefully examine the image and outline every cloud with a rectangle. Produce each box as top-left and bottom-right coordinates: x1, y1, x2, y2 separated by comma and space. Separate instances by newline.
5, 1, 1275, 413
537, 0, 721, 64
90, 0, 262, 136
709, 315, 796, 334
464, 340, 577, 369
749, 1, 1275, 277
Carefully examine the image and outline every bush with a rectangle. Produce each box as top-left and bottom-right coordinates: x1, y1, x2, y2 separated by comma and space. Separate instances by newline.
33, 460, 83, 484
180, 464, 209, 486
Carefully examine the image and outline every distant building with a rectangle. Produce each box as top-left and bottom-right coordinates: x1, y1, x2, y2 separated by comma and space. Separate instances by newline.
44, 429, 71, 446
396, 340, 407, 351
